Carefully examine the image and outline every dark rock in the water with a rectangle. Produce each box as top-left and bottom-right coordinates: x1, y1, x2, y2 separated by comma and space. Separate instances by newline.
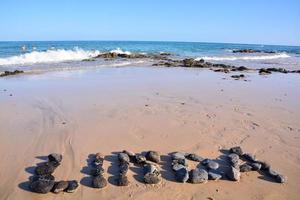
175, 167, 189, 183
120, 162, 130, 175
182, 58, 195, 67
144, 172, 161, 184
171, 152, 186, 160
227, 166, 241, 181
82, 58, 96, 62
52, 180, 68, 193
240, 164, 253, 172
235, 66, 248, 71
259, 68, 272, 75
231, 74, 245, 79
118, 152, 130, 163
91, 165, 105, 176
92, 175, 107, 188
232, 49, 275, 54
249, 162, 262, 171
29, 175, 55, 194
207, 160, 219, 170
208, 170, 222, 181
266, 67, 288, 73
145, 151, 160, 163
65, 180, 79, 193
185, 153, 204, 162
117, 174, 130, 186
189, 168, 208, 184
35, 161, 59, 175
242, 153, 256, 162
48, 153, 62, 163
160, 52, 171, 56
276, 174, 287, 183
229, 146, 244, 156
213, 68, 230, 73
0, 70, 24, 77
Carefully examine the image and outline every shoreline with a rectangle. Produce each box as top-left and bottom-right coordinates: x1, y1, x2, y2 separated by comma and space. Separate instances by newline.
0, 66, 299, 199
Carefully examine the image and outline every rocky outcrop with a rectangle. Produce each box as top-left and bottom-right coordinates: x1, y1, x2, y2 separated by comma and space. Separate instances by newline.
0, 70, 24, 77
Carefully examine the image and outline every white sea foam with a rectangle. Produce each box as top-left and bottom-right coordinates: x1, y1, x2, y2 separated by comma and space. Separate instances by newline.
110, 48, 131, 55
0, 47, 101, 65
196, 53, 290, 61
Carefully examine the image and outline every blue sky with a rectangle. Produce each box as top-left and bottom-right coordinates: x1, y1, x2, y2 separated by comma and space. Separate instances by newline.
0, 0, 299, 45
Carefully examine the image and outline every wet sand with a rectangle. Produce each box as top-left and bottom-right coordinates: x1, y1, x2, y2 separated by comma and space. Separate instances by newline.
0, 67, 299, 200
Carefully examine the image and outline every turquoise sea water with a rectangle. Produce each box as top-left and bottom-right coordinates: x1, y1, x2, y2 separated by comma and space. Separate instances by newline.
0, 41, 300, 72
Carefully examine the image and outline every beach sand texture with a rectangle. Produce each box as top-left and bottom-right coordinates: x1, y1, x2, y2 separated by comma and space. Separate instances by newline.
0, 67, 299, 200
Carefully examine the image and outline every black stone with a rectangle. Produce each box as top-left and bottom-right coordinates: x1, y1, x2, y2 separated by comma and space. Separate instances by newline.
145, 151, 160, 163
92, 175, 107, 188
65, 180, 79, 193
52, 180, 68, 193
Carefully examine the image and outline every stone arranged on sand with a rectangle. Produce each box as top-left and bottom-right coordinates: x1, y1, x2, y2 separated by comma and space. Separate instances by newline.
242, 153, 256, 162
207, 160, 219, 170
227, 153, 240, 168
117, 174, 130, 186
118, 152, 130, 163
172, 158, 188, 167
119, 161, 130, 175
227, 166, 241, 181
171, 152, 186, 160
65, 180, 79, 193
143, 163, 161, 184
52, 180, 68, 193
29, 174, 55, 194
145, 151, 160, 163
229, 146, 244, 156
92, 175, 107, 188
175, 167, 189, 183
133, 155, 147, 165
189, 168, 208, 184
258, 161, 271, 170
185, 153, 204, 162
91, 165, 105, 176
240, 163, 252, 172
48, 153, 63, 163
208, 170, 222, 181
35, 161, 59, 175
94, 152, 104, 166
249, 162, 262, 171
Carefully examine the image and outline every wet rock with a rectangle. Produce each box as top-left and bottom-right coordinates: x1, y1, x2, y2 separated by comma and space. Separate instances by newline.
189, 168, 208, 184
185, 153, 204, 162
208, 170, 222, 181
35, 161, 59, 175
231, 74, 245, 79
266, 68, 288, 73
0, 70, 24, 77
48, 153, 62, 163
52, 180, 68, 193
249, 162, 262, 171
182, 58, 195, 67
227, 166, 240, 181
82, 58, 96, 61
232, 49, 275, 54
29, 175, 55, 194
145, 151, 160, 163
240, 164, 252, 172
259, 68, 272, 75
213, 68, 230, 73
117, 174, 130, 186
92, 175, 107, 188
207, 161, 219, 170
175, 167, 189, 183
235, 66, 248, 71
90, 165, 105, 176
242, 153, 256, 162
65, 180, 79, 193
144, 172, 161, 184
229, 146, 244, 156
118, 153, 130, 163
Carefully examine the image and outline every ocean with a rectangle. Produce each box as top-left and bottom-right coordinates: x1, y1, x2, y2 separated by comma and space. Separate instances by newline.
0, 41, 300, 72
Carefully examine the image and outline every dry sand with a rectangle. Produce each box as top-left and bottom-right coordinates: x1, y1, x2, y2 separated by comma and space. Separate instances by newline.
0, 67, 299, 200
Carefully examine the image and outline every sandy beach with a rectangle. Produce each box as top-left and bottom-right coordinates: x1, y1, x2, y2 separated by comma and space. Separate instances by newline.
0, 66, 299, 199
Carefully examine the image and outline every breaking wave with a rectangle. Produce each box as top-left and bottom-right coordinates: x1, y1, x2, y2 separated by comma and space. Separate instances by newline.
0, 47, 101, 65
196, 53, 290, 61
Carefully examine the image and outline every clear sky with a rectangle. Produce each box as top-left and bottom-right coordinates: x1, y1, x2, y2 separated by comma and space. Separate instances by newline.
0, 0, 299, 45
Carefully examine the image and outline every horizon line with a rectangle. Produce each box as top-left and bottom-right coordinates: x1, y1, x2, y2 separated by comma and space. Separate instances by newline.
0, 39, 299, 47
